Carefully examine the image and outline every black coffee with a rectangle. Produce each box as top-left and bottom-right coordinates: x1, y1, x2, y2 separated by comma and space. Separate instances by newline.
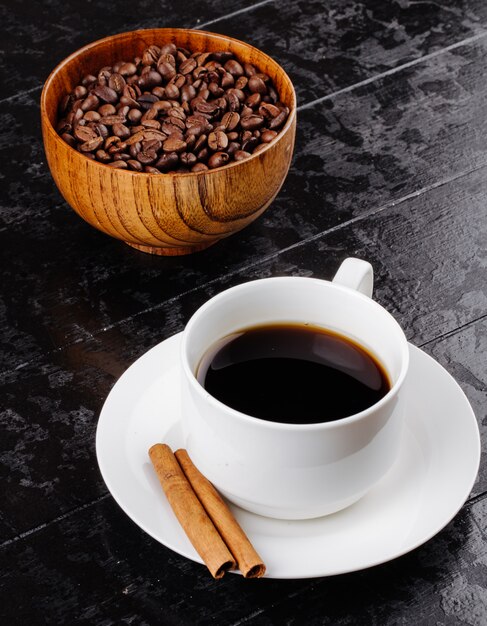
197, 323, 391, 424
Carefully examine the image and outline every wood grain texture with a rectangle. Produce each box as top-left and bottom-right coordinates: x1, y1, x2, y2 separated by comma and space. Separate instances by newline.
40, 28, 296, 255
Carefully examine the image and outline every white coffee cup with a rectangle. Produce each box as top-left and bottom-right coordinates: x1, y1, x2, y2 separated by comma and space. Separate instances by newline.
180, 258, 409, 520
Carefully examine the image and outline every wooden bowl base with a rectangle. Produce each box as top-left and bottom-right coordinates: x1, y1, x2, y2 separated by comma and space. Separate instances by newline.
125, 240, 216, 256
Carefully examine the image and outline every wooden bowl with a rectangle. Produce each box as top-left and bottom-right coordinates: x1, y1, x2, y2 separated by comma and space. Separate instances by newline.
41, 28, 296, 255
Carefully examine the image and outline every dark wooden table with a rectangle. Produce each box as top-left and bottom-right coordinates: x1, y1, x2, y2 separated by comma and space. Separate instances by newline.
1, 1, 486, 623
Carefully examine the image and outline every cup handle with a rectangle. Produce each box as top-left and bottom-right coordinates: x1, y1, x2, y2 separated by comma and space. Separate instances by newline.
332, 257, 374, 298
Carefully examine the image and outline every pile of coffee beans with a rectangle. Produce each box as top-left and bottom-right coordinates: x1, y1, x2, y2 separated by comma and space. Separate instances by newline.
57, 44, 290, 173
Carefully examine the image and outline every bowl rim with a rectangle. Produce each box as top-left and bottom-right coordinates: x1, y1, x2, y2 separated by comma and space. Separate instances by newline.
40, 27, 297, 178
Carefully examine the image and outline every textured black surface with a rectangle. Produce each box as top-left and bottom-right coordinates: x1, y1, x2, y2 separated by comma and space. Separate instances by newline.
1, 0, 486, 623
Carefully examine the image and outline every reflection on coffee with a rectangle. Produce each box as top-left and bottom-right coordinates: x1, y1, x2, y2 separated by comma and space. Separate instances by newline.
197, 323, 391, 424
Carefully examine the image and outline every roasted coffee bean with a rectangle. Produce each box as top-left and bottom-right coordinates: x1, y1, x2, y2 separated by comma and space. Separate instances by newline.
127, 108, 143, 124
112, 123, 131, 139
268, 109, 288, 129
137, 149, 157, 164
240, 115, 264, 131
57, 43, 290, 173
208, 130, 228, 151
81, 94, 99, 112
226, 141, 240, 156
80, 136, 104, 152
141, 119, 161, 130
119, 62, 137, 76
227, 91, 240, 112
142, 45, 161, 66
242, 136, 259, 152
61, 132, 77, 148
191, 162, 208, 172
235, 76, 248, 91
100, 115, 125, 126
74, 125, 98, 142
259, 102, 281, 119
126, 159, 142, 171
98, 104, 117, 116
156, 152, 179, 171
144, 166, 161, 173
197, 147, 209, 162
208, 151, 229, 169
164, 83, 179, 99
93, 85, 118, 104
84, 110, 101, 122
180, 152, 197, 167
194, 134, 207, 152
180, 57, 197, 74
74, 85, 88, 99
109, 73, 126, 94
163, 137, 187, 153
95, 149, 111, 162
220, 72, 234, 89
220, 111, 240, 131
246, 93, 261, 109
248, 76, 267, 94
261, 129, 278, 143
234, 150, 251, 161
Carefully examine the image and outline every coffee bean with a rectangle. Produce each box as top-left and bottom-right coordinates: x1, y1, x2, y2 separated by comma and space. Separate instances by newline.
259, 102, 281, 119
268, 109, 288, 130
208, 151, 229, 169
180, 152, 197, 167
137, 149, 157, 165
234, 150, 251, 161
191, 162, 208, 172
142, 45, 161, 66
221, 111, 240, 131
180, 58, 197, 75
163, 137, 187, 153
74, 85, 88, 99
261, 129, 278, 143
80, 136, 104, 152
113, 123, 131, 139
156, 152, 179, 171
81, 94, 100, 112
235, 76, 248, 90
119, 62, 137, 76
208, 130, 228, 151
108, 73, 126, 94
100, 115, 125, 126
248, 76, 267, 94
226, 141, 240, 156
240, 115, 264, 131
84, 110, 101, 122
57, 43, 291, 173
61, 132, 77, 148
127, 159, 143, 171
98, 104, 117, 116
93, 85, 119, 104
74, 125, 98, 142
246, 93, 261, 109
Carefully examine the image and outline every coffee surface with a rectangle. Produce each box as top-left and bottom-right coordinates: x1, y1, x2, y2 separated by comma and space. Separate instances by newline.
198, 323, 391, 424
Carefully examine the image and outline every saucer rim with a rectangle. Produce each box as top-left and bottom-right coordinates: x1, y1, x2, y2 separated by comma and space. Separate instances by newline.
96, 332, 481, 579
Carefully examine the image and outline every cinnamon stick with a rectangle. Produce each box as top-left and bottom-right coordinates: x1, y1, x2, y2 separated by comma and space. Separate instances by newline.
175, 449, 266, 578
148, 444, 236, 579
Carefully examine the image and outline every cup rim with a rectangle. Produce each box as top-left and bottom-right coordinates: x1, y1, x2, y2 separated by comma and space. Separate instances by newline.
181, 276, 410, 431
40, 27, 297, 178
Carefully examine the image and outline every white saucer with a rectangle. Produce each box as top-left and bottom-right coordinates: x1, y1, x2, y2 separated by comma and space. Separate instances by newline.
96, 333, 480, 579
